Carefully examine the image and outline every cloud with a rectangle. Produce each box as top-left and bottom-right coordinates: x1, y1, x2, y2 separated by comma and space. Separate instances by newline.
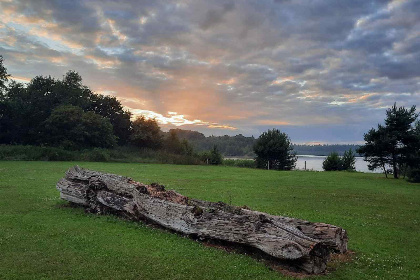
0, 0, 418, 142
129, 109, 237, 130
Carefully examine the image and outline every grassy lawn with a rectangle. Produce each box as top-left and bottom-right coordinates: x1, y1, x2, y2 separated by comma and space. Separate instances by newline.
0, 161, 419, 279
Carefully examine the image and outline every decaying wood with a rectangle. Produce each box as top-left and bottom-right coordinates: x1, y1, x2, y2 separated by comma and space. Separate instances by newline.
56, 166, 348, 274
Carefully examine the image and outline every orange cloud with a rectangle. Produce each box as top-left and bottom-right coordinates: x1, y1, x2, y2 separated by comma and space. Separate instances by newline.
1, 8, 83, 51
50, 56, 67, 64
29, 27, 84, 50
347, 93, 376, 103
255, 120, 292, 126
218, 77, 236, 85
128, 109, 237, 130
85, 55, 120, 69
107, 19, 127, 42
11, 76, 31, 83
271, 76, 296, 85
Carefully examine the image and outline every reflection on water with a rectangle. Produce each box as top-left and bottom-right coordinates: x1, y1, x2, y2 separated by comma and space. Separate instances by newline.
295, 155, 378, 173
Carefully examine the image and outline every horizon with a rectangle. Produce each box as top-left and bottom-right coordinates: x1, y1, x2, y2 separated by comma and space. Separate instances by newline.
1, 0, 418, 143
159, 127, 365, 145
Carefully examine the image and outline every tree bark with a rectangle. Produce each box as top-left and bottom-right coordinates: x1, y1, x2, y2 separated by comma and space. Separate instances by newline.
382, 163, 388, 178
56, 166, 348, 274
392, 153, 398, 178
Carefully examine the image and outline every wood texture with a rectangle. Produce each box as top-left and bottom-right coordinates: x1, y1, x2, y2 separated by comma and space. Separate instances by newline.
56, 166, 348, 274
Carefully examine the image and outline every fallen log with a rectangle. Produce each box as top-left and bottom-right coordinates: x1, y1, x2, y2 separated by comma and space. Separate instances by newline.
56, 166, 348, 274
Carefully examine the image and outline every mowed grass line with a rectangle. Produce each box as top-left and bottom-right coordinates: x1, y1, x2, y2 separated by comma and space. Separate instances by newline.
0, 161, 419, 280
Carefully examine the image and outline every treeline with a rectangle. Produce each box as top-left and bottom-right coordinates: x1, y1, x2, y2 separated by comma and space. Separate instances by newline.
0, 57, 208, 163
168, 129, 255, 156
292, 144, 361, 156
0, 70, 131, 148
169, 128, 360, 157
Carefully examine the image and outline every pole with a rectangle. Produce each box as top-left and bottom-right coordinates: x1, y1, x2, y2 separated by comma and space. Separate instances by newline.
304, 161, 306, 170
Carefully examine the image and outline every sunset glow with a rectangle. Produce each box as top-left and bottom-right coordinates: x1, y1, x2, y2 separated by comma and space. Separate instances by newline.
0, 0, 418, 142
129, 109, 237, 130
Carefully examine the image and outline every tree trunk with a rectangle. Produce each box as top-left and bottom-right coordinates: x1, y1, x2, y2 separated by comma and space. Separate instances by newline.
392, 152, 399, 179
382, 163, 388, 178
56, 166, 348, 274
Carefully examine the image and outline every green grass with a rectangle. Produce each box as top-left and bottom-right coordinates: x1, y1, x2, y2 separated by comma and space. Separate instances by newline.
0, 161, 419, 280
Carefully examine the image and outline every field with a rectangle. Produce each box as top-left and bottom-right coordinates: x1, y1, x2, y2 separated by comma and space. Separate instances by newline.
1, 161, 419, 280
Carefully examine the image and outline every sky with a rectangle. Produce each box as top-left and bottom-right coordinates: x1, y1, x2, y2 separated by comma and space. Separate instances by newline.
0, 0, 419, 144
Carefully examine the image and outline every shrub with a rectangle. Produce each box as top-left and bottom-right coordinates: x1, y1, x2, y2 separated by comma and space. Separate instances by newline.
82, 148, 110, 162
0, 145, 75, 161
406, 167, 420, 183
323, 149, 357, 171
322, 152, 343, 171
223, 159, 256, 168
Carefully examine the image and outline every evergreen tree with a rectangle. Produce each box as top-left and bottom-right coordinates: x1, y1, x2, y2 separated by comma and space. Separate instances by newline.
342, 149, 356, 171
209, 145, 223, 165
322, 149, 356, 171
358, 104, 418, 178
322, 152, 342, 171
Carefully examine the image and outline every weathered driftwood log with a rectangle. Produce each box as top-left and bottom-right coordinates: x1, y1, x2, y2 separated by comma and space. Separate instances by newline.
56, 166, 348, 274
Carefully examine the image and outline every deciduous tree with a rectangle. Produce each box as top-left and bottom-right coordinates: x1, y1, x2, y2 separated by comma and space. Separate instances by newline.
0, 55, 11, 93
130, 116, 163, 149
42, 105, 117, 149
253, 129, 297, 170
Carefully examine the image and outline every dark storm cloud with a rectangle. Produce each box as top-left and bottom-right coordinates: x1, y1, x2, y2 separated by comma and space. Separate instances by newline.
0, 0, 418, 142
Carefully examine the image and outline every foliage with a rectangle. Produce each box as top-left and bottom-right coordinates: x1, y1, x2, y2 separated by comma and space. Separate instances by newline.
0, 55, 11, 93
0, 144, 202, 165
42, 105, 117, 149
223, 159, 256, 168
342, 149, 356, 171
0, 144, 76, 161
168, 128, 206, 141
172, 129, 256, 157
357, 125, 392, 177
130, 116, 163, 149
406, 121, 420, 182
164, 130, 194, 155
322, 152, 343, 171
209, 145, 223, 165
0, 66, 130, 147
358, 104, 419, 179
322, 149, 356, 171
171, 128, 362, 157
201, 145, 223, 165
406, 167, 420, 183
81, 148, 111, 162
253, 129, 297, 170
88, 94, 132, 145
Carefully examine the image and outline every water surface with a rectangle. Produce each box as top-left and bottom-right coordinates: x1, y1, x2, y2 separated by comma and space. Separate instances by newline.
295, 155, 378, 173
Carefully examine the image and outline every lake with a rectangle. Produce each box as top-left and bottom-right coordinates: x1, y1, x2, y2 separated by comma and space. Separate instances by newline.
295, 155, 377, 172
226, 155, 379, 173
